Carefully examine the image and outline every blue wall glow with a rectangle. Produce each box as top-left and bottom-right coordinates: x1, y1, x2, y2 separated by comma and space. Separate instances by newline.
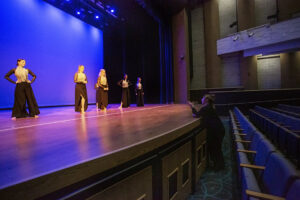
0, 0, 103, 108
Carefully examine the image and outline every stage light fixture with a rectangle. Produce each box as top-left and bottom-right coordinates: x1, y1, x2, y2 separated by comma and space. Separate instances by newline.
110, 9, 115, 13
95, 15, 99, 19
76, 11, 81, 15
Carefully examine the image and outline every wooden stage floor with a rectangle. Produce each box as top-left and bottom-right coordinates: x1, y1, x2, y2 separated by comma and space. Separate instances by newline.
0, 104, 198, 191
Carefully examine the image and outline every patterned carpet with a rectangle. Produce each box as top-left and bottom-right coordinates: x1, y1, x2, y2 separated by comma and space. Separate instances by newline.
188, 118, 240, 200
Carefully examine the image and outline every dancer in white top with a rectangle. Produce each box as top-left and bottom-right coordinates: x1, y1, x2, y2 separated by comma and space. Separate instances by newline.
96, 69, 109, 111
118, 74, 131, 108
74, 65, 88, 113
5, 59, 40, 119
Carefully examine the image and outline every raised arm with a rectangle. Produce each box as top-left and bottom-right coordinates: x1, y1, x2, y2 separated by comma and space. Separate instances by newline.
188, 102, 205, 118
4, 69, 16, 84
27, 69, 36, 83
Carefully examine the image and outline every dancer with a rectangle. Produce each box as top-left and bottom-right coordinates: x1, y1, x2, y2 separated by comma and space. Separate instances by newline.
135, 77, 144, 107
74, 65, 88, 113
96, 69, 109, 111
188, 95, 225, 171
5, 59, 40, 119
118, 74, 131, 108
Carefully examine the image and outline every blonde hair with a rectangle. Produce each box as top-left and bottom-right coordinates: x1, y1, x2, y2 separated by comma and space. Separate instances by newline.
78, 65, 84, 72
99, 69, 106, 77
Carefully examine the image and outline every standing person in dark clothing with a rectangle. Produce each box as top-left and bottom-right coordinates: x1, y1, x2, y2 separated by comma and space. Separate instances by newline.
135, 77, 144, 107
188, 95, 225, 171
5, 59, 40, 119
118, 74, 131, 108
74, 65, 88, 113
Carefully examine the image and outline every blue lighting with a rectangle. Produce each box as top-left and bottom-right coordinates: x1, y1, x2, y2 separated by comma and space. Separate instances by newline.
110, 9, 115, 13
76, 11, 81, 15
95, 15, 99, 19
0, 0, 103, 108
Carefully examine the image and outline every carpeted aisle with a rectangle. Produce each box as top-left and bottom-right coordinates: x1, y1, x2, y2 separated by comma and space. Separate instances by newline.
188, 118, 240, 200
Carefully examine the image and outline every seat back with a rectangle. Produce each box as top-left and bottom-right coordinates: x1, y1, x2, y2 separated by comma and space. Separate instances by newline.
249, 131, 263, 151
254, 139, 276, 166
286, 179, 300, 200
262, 153, 298, 197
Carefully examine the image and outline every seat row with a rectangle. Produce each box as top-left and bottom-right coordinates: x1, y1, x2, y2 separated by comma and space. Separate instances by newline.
249, 106, 300, 167
272, 104, 300, 118
278, 104, 300, 114
229, 107, 300, 200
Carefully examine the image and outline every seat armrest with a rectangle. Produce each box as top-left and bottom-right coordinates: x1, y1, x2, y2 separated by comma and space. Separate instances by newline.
237, 149, 256, 154
240, 163, 265, 170
245, 190, 285, 200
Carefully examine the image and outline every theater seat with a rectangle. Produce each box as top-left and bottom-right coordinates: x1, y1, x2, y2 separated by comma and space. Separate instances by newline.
286, 179, 300, 200
231, 108, 300, 200
261, 153, 298, 197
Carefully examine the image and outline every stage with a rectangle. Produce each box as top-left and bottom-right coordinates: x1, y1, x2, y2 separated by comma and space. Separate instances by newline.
0, 104, 202, 199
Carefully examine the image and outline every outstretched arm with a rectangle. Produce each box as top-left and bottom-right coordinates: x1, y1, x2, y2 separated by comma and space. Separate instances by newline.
188, 101, 204, 117
5, 69, 16, 84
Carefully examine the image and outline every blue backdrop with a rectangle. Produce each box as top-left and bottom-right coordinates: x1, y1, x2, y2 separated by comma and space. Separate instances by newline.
0, 0, 103, 109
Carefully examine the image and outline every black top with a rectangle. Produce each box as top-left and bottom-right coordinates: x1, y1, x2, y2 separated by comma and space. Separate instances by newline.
192, 104, 225, 136
5, 68, 36, 84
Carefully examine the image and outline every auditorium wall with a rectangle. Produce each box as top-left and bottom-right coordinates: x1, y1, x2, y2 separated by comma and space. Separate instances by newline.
190, 6, 206, 90
188, 0, 300, 92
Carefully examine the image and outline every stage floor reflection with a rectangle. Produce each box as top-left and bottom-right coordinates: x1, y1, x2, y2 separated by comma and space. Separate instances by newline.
0, 104, 197, 189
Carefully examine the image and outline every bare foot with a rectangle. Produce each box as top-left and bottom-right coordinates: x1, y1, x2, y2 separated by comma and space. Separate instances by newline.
34, 115, 39, 118
11, 117, 16, 120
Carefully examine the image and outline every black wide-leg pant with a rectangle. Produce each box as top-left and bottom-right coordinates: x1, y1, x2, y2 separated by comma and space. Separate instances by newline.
96, 87, 108, 109
136, 89, 144, 107
121, 88, 130, 108
12, 82, 40, 118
